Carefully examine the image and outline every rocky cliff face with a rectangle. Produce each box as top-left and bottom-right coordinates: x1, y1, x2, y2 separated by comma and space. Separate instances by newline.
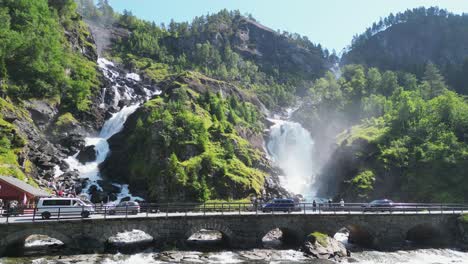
232, 18, 328, 82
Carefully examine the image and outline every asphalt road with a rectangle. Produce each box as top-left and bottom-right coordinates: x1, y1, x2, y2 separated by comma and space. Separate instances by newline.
0, 209, 465, 224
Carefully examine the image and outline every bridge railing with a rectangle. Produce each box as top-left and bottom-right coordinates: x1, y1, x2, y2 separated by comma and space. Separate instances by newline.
1, 202, 468, 223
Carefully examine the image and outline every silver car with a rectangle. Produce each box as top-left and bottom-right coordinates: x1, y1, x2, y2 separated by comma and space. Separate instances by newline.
106, 201, 140, 215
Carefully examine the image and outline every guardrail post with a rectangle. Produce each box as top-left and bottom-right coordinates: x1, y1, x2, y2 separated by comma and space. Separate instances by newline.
58, 207, 61, 221
125, 205, 128, 219
146, 204, 149, 217
33, 206, 36, 222
221, 204, 224, 215
166, 203, 168, 218
104, 206, 107, 219
203, 203, 206, 216
303, 203, 306, 215
238, 204, 241, 215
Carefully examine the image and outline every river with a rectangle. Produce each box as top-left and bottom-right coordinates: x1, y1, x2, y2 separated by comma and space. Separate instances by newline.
2, 248, 468, 263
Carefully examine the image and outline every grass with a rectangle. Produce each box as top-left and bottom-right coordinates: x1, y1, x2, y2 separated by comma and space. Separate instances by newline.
55, 112, 78, 127
309, 232, 329, 247
460, 214, 468, 224
337, 118, 388, 146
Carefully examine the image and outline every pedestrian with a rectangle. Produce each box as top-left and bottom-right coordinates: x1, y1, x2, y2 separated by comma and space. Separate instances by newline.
340, 198, 345, 207
312, 200, 316, 212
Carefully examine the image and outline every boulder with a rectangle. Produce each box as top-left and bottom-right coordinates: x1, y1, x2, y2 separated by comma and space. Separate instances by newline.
76, 145, 97, 164
301, 232, 349, 262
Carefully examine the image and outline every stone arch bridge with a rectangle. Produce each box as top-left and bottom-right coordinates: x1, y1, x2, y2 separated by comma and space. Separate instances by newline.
0, 213, 462, 256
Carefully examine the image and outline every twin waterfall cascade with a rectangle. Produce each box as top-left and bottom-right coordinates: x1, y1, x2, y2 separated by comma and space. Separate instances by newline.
63, 58, 159, 202
267, 118, 317, 198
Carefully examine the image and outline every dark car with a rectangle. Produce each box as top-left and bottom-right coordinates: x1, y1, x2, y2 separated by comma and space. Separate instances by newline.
262, 199, 299, 212
106, 201, 140, 215
364, 199, 394, 212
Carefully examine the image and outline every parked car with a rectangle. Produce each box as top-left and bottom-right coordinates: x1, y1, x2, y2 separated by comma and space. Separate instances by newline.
262, 198, 299, 212
363, 199, 394, 212
36, 198, 95, 219
106, 201, 140, 215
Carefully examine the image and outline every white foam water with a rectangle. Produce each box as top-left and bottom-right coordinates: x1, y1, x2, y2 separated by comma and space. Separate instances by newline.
267, 119, 317, 196
349, 248, 468, 264
108, 230, 153, 245
102, 253, 162, 264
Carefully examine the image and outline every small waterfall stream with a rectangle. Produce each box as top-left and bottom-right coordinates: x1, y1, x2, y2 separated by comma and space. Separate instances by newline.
64, 58, 159, 202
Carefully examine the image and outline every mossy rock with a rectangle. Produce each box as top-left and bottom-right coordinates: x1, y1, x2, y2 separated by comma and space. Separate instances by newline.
307, 232, 330, 247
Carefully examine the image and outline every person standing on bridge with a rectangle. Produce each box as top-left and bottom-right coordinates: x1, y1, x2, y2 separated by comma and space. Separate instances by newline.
340, 198, 345, 208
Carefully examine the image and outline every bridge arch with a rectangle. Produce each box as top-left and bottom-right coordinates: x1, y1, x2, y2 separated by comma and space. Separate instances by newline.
185, 222, 234, 246
1, 228, 74, 256
102, 223, 156, 245
332, 223, 375, 248
260, 224, 302, 247
406, 223, 442, 245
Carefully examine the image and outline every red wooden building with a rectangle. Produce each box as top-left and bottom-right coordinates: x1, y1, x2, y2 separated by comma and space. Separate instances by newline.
0, 176, 50, 206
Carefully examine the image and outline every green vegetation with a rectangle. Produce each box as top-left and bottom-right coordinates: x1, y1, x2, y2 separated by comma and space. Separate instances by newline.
351, 170, 376, 192
0, 98, 27, 180
0, 0, 99, 111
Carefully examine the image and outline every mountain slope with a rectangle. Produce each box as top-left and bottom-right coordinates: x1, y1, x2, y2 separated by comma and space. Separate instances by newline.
342, 7, 468, 94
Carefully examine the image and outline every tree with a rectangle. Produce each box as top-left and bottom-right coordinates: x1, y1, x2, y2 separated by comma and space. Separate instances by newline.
367, 68, 382, 94
420, 63, 447, 99
380, 71, 399, 96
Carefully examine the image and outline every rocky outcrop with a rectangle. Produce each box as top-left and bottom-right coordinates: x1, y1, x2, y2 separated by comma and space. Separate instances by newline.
301, 232, 349, 261
233, 18, 328, 83
76, 145, 96, 164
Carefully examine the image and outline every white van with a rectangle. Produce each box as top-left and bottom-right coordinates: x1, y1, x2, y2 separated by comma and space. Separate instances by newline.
36, 198, 95, 219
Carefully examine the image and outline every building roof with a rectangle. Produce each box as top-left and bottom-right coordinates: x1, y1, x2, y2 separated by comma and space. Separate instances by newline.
0, 176, 50, 197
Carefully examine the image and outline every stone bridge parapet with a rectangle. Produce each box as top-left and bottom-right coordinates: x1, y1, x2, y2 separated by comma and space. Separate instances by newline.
0, 213, 461, 256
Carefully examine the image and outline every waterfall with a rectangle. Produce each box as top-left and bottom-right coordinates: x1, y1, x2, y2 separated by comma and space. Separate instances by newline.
64, 58, 159, 202
267, 119, 317, 197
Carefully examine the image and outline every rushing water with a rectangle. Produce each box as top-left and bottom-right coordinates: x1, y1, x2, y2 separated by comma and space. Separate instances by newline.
3, 248, 468, 263
267, 118, 317, 197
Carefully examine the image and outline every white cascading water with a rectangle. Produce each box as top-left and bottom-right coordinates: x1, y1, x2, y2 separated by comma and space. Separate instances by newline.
267, 118, 317, 197
64, 58, 158, 202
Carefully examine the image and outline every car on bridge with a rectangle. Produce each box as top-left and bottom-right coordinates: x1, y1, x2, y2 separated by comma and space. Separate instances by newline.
262, 198, 300, 212
36, 198, 95, 219
106, 201, 140, 215
363, 199, 394, 212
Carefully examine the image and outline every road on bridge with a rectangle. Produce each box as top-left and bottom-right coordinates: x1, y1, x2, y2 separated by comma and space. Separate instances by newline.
0, 203, 465, 224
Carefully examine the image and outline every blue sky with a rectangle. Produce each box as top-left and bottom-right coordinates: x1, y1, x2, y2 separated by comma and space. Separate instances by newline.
108, 0, 468, 52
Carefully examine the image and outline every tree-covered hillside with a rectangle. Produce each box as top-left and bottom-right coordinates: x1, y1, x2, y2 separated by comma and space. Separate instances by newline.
342, 7, 468, 94
0, 0, 101, 189
305, 62, 468, 203
100, 72, 272, 202
1, 0, 99, 111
